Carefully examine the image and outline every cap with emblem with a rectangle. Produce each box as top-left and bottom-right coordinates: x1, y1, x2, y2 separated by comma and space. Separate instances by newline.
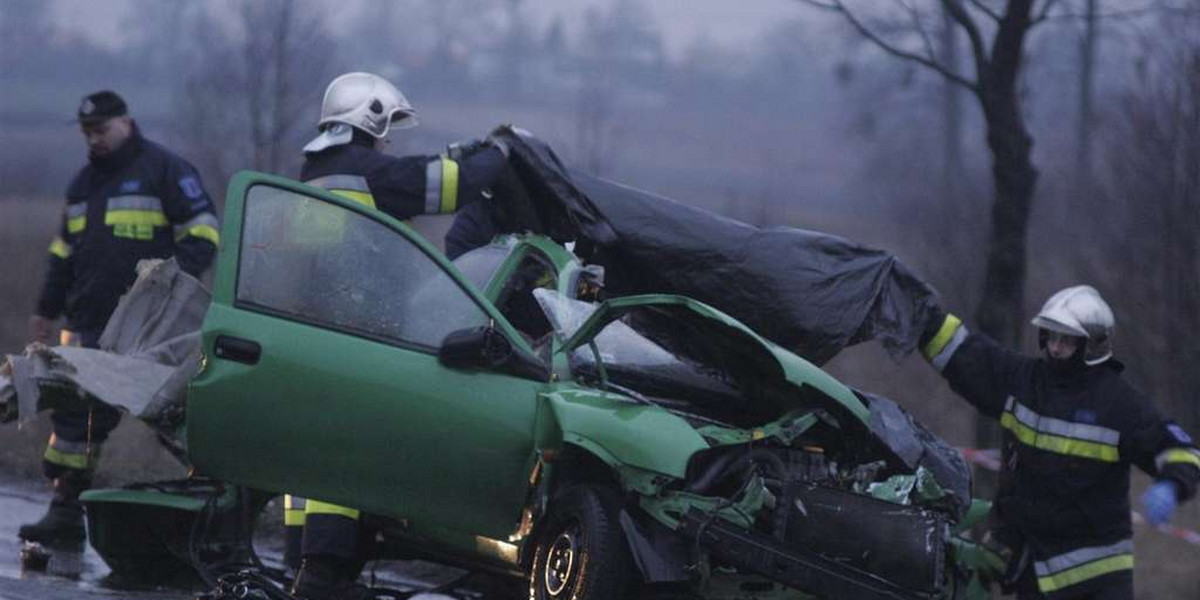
77, 91, 128, 125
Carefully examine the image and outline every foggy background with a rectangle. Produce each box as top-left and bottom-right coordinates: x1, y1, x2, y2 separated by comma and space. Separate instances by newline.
1, 1, 1197, 597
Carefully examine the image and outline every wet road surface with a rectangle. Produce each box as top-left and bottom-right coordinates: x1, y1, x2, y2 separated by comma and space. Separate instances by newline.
0, 478, 509, 600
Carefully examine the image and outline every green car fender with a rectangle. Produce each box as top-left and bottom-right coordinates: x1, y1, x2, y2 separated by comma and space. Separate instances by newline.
535, 388, 710, 494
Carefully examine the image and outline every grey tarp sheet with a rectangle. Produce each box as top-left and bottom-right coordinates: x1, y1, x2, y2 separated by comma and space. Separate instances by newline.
0, 258, 209, 427
490, 129, 941, 365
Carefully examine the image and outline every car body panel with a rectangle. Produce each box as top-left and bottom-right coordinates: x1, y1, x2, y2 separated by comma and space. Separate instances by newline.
183, 171, 984, 598
189, 172, 551, 539
539, 388, 709, 480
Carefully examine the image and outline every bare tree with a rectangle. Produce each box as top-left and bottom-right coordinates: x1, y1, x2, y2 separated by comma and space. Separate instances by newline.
797, 0, 1065, 467
800, 0, 1063, 346
175, 0, 336, 198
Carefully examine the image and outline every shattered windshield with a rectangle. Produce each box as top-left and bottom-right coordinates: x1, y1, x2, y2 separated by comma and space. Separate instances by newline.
534, 289, 743, 409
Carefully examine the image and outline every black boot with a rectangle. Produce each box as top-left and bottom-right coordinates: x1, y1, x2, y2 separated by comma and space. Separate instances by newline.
289, 555, 371, 600
18, 477, 87, 544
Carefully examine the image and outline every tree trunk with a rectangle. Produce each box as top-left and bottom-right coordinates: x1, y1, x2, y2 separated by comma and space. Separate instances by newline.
268, 0, 293, 175
970, 1, 1038, 487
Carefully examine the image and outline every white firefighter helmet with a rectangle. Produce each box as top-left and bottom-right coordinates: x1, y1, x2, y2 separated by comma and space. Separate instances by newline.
303, 72, 418, 152
1031, 285, 1115, 365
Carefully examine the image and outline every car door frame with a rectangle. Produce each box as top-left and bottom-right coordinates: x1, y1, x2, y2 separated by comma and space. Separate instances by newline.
189, 171, 549, 541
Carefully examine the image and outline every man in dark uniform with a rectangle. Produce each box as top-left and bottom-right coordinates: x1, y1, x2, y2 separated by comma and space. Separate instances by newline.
288, 72, 509, 600
445, 198, 499, 260
21, 90, 219, 544
920, 285, 1199, 600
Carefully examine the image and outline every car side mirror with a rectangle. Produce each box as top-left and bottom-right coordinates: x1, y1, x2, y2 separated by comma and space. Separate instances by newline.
439, 326, 513, 370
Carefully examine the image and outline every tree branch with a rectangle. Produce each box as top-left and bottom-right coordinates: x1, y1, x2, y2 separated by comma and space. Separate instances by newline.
1031, 0, 1062, 25
797, 0, 979, 91
796, 0, 841, 10
941, 0, 990, 89
1042, 2, 1165, 21
965, 0, 1002, 22
901, 0, 941, 64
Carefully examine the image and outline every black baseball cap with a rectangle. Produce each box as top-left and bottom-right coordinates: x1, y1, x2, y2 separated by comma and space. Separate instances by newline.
76, 90, 128, 125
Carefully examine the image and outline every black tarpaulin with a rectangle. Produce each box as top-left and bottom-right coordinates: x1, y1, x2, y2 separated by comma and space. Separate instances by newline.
491, 128, 941, 365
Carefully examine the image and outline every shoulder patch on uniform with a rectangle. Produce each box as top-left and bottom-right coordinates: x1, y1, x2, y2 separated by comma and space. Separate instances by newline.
120, 179, 141, 193
178, 175, 204, 200
1167, 423, 1193, 445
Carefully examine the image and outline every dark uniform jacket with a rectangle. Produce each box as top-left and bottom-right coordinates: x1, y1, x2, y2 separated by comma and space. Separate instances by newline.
36, 126, 219, 337
922, 314, 1200, 599
300, 138, 506, 221
445, 200, 498, 259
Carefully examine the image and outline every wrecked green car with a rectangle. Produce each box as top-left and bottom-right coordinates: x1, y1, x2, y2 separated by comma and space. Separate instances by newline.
187, 172, 998, 599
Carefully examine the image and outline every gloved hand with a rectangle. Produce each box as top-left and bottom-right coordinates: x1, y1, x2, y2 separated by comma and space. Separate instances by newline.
446, 138, 485, 161
1141, 480, 1179, 526
28, 315, 52, 345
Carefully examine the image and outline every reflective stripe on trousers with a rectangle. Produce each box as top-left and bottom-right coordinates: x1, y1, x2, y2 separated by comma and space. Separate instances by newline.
43, 432, 99, 471
305, 500, 361, 521
284, 494, 307, 527
1033, 540, 1134, 594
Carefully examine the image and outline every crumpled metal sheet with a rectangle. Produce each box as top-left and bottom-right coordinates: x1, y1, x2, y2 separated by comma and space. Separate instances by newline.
1, 258, 209, 428
864, 392, 971, 518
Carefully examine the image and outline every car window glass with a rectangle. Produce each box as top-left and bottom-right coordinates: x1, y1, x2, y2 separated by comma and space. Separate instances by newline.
450, 242, 512, 291
236, 185, 488, 348
535, 288, 741, 403
534, 289, 677, 367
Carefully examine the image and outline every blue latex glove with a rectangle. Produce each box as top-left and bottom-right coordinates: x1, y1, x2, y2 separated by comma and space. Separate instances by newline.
1142, 480, 1179, 526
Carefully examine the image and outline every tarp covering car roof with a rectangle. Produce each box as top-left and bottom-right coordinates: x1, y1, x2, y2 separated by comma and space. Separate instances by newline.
491, 128, 941, 366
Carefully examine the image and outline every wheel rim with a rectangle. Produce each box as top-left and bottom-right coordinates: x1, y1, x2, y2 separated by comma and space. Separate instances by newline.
544, 522, 580, 597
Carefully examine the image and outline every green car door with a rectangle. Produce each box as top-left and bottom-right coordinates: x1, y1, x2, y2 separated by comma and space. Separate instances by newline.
188, 172, 546, 540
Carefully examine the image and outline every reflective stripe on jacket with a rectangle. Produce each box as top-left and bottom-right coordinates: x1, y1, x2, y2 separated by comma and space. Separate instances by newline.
299, 139, 506, 223
921, 313, 1200, 597
35, 127, 218, 332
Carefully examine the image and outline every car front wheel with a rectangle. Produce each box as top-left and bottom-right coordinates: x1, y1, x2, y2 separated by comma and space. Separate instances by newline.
529, 484, 632, 600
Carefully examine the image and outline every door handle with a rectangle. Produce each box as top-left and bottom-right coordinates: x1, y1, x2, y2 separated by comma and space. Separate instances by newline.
213, 335, 262, 365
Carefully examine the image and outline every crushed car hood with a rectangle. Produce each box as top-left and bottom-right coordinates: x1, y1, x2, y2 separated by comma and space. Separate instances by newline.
557, 293, 870, 428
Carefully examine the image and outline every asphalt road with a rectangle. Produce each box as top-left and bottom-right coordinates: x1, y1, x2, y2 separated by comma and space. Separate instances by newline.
0, 478, 184, 599
0, 478, 506, 600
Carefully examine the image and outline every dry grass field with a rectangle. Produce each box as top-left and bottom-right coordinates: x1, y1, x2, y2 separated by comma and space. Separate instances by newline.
0, 199, 1194, 598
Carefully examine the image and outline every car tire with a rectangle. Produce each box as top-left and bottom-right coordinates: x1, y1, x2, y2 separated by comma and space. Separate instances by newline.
529, 484, 633, 600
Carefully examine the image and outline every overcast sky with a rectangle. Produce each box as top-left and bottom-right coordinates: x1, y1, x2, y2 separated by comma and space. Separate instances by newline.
48, 0, 805, 60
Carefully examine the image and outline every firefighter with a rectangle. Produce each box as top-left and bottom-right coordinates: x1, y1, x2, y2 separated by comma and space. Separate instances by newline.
920, 285, 1199, 600
19, 90, 219, 546
445, 194, 499, 260
288, 71, 509, 600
